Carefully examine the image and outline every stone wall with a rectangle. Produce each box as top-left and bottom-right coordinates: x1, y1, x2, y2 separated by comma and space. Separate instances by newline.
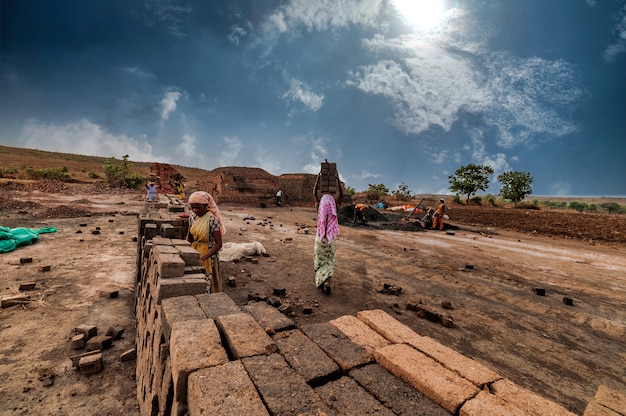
132, 197, 589, 416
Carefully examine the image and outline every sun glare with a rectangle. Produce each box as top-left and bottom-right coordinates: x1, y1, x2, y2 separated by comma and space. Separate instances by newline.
392, 0, 448, 31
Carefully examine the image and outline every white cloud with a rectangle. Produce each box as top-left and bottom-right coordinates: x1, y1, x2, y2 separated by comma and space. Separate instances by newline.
604, 6, 626, 62
550, 181, 573, 197
228, 25, 248, 46
283, 79, 324, 112
160, 90, 182, 122
219, 136, 243, 166
586, 0, 597, 6
19, 119, 167, 162
254, 148, 281, 175
144, 0, 191, 38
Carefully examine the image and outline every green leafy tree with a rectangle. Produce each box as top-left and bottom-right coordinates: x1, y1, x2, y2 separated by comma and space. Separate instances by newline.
103, 154, 141, 188
448, 164, 494, 204
392, 182, 412, 200
497, 171, 533, 205
367, 183, 390, 195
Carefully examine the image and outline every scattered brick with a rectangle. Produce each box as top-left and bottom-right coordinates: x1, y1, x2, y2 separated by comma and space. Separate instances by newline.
71, 333, 86, 349
227, 276, 236, 287
272, 287, 286, 296
19, 257, 33, 264
74, 324, 97, 341
69, 349, 101, 367
79, 353, 103, 375
533, 288, 546, 296
108, 290, 119, 299
105, 326, 124, 340
563, 297, 574, 306
85, 335, 113, 352
19, 282, 37, 290
120, 348, 137, 362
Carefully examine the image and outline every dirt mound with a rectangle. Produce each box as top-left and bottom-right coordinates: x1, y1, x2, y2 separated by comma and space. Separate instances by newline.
31, 205, 93, 219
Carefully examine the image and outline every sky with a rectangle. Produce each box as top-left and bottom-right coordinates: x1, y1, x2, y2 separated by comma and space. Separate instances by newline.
1, 0, 625, 197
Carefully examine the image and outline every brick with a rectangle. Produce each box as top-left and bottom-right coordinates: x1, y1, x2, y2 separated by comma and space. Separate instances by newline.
160, 223, 175, 238
374, 343, 478, 414
272, 329, 340, 384
196, 292, 241, 320
69, 349, 101, 367
79, 353, 103, 375
176, 245, 201, 266
105, 326, 124, 340
120, 348, 137, 362
153, 236, 173, 246
329, 315, 391, 354
216, 313, 277, 359
170, 319, 228, 403
301, 322, 373, 372
242, 353, 331, 416
357, 309, 423, 344
144, 223, 157, 239
315, 376, 395, 416
187, 361, 269, 416
157, 253, 186, 278
490, 378, 579, 416
460, 390, 527, 416
75, 324, 97, 341
350, 364, 449, 416
241, 301, 296, 333
160, 296, 207, 340
583, 400, 622, 416
19, 282, 37, 290
407, 336, 501, 387
85, 335, 113, 351
71, 333, 86, 349
594, 384, 626, 415
156, 276, 207, 304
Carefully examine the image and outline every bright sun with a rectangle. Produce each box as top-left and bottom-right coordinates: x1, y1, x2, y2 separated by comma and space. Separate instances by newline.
392, 0, 447, 31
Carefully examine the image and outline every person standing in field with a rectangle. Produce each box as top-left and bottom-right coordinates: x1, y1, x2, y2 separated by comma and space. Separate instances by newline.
186, 191, 225, 293
276, 189, 283, 206
313, 170, 343, 295
432, 197, 446, 231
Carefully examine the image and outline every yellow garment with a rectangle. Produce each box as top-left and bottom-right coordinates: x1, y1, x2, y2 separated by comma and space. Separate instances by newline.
189, 212, 222, 292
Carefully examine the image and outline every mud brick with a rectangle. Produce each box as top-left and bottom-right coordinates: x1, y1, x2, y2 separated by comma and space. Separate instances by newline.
160, 223, 175, 238
216, 313, 277, 359
375, 343, 478, 414
272, 287, 286, 296
71, 333, 86, 349
69, 349, 101, 367
18, 282, 37, 290
176, 245, 201, 266
302, 306, 313, 314
171, 238, 188, 246
582, 400, 622, 416
39, 265, 51, 272
460, 390, 527, 416
407, 336, 501, 387
85, 335, 113, 351
489, 379, 578, 416
357, 309, 423, 344
329, 315, 391, 354
301, 322, 373, 372
241, 301, 295, 333
563, 297, 574, 306
161, 296, 207, 340
144, 223, 157, 239
19, 257, 33, 264
196, 292, 241, 320
267, 296, 281, 307
75, 324, 98, 341
157, 253, 186, 278
188, 361, 269, 416
120, 348, 137, 362
105, 326, 125, 340
1, 296, 30, 308
170, 319, 228, 403
277, 304, 293, 315
184, 265, 205, 274
108, 290, 119, 299
227, 276, 236, 287
593, 384, 626, 415
350, 364, 449, 416
440, 316, 454, 328
533, 288, 546, 296
315, 376, 395, 416
271, 329, 339, 384
242, 354, 331, 416
156, 276, 207, 304
153, 236, 173, 246
79, 353, 103, 375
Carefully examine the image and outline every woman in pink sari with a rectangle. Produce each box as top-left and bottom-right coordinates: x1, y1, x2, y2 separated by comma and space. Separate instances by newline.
313, 172, 343, 295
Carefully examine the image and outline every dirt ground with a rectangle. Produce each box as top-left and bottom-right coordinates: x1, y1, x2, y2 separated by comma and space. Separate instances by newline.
1, 180, 625, 415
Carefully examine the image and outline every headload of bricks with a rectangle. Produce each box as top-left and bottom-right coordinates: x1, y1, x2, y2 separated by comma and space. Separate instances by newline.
131, 206, 624, 416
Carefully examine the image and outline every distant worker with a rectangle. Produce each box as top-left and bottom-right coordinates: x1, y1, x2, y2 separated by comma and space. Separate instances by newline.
432, 197, 446, 231
353, 203, 367, 224
145, 181, 158, 206
187, 191, 224, 293
276, 189, 283, 207
313, 170, 343, 295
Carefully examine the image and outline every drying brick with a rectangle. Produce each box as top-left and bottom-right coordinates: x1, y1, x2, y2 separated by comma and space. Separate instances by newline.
160, 296, 207, 341
314, 376, 395, 416
176, 245, 201, 266
156, 275, 207, 304
593, 384, 626, 415
490, 378, 578, 416
329, 314, 391, 354
157, 253, 186, 278
357, 309, 423, 344
241, 301, 296, 333
460, 390, 527, 416
196, 292, 241, 320
215, 313, 277, 359
301, 322, 373, 372
375, 343, 478, 414
583, 400, 622, 416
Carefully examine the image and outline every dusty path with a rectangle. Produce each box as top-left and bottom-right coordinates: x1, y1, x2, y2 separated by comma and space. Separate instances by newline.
1, 186, 625, 415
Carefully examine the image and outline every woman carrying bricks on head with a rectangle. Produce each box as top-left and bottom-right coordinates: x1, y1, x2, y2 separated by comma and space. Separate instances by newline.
186, 191, 225, 293
313, 169, 343, 295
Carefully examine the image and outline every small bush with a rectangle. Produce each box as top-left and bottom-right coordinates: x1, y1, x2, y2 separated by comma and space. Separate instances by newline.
0, 167, 18, 178
452, 194, 461, 204
470, 196, 482, 205
24, 167, 71, 181
88, 171, 100, 179
568, 201, 588, 212
600, 202, 625, 214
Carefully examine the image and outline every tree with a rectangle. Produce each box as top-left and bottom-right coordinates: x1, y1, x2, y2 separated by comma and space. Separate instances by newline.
498, 171, 533, 205
367, 183, 389, 195
448, 164, 494, 204
103, 154, 143, 188
392, 182, 412, 200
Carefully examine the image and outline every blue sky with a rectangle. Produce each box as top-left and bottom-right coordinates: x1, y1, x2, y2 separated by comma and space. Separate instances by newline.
1, 0, 625, 196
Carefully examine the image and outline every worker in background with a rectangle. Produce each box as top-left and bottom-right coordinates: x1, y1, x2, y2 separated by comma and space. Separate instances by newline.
145, 181, 158, 208
353, 203, 367, 224
432, 197, 446, 230
276, 189, 283, 206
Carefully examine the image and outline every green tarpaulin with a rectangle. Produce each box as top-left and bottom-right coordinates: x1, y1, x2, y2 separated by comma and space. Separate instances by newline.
0, 226, 57, 253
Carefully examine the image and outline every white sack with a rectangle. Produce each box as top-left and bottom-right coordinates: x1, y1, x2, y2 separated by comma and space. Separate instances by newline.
219, 241, 267, 262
